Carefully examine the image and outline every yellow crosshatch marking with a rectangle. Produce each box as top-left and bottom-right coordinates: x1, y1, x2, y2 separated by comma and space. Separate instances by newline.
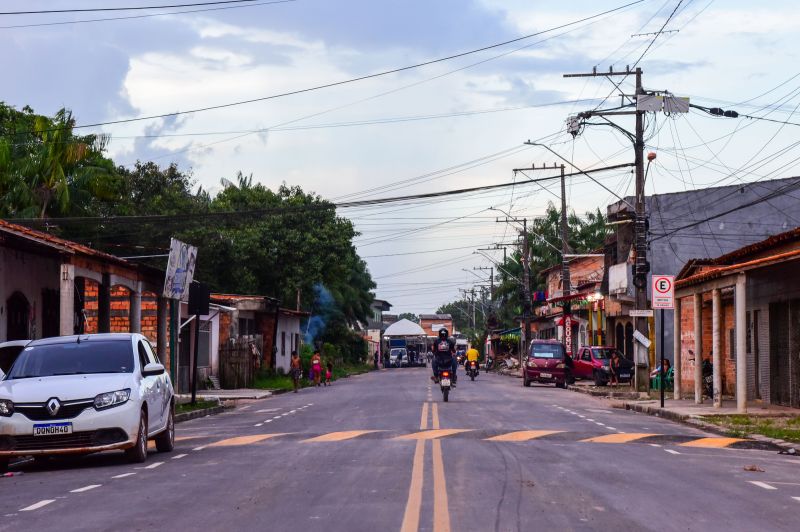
679, 437, 745, 448
486, 430, 564, 442
303, 430, 383, 442
394, 429, 472, 441
581, 433, 657, 444
209, 434, 286, 447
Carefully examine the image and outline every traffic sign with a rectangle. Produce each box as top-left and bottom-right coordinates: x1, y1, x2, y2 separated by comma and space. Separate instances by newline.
651, 275, 675, 309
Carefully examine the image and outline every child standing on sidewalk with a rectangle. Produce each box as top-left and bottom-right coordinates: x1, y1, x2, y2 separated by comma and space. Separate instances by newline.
325, 359, 333, 386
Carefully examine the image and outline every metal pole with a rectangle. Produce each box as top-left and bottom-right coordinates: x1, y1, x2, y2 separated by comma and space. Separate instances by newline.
522, 218, 531, 367
660, 308, 665, 408
191, 314, 200, 405
169, 299, 177, 384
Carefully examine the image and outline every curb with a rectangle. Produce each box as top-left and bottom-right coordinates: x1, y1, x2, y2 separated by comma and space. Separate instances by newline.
175, 405, 226, 423
566, 384, 645, 400
619, 402, 800, 454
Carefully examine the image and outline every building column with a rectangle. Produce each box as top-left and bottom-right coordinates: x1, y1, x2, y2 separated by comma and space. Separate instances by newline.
693, 292, 703, 404
157, 296, 168, 364
59, 263, 75, 336
98, 273, 111, 333
712, 288, 722, 408
673, 297, 682, 400
130, 286, 142, 334
735, 274, 748, 413
587, 306, 594, 346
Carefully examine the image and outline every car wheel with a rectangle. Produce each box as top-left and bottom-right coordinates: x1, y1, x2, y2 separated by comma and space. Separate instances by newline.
523, 375, 531, 387
155, 405, 175, 453
125, 411, 148, 464
593, 370, 606, 387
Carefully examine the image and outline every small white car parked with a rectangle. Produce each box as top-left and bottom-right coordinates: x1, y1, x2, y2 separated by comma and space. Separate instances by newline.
0, 333, 174, 472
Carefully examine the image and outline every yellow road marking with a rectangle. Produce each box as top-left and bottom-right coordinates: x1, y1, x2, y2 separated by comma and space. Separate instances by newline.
486, 430, 563, 442
394, 429, 472, 441
400, 402, 429, 532
679, 437, 746, 448
208, 434, 286, 447
430, 403, 451, 532
148, 435, 199, 450
302, 430, 382, 442
581, 433, 657, 444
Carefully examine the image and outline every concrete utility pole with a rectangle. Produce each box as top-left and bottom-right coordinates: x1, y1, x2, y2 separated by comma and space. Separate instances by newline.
521, 218, 531, 366
561, 66, 652, 391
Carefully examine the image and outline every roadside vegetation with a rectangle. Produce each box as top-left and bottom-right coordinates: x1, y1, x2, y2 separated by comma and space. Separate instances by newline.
175, 400, 219, 415
702, 414, 800, 443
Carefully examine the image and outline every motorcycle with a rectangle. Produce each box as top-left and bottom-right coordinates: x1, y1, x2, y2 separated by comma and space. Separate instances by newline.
437, 369, 453, 402
466, 360, 479, 381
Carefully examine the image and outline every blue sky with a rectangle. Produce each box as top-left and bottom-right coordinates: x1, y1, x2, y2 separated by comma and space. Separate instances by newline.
4, 0, 800, 314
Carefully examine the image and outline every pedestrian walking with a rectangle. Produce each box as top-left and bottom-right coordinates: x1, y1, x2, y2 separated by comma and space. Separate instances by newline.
290, 351, 302, 393
325, 359, 333, 386
311, 350, 323, 387
374, 350, 379, 370
609, 351, 620, 387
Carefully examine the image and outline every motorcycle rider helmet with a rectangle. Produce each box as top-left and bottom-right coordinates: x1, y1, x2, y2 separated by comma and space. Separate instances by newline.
438, 328, 449, 339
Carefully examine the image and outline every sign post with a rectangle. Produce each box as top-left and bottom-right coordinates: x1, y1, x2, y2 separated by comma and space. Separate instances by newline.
651, 275, 675, 408
162, 238, 198, 394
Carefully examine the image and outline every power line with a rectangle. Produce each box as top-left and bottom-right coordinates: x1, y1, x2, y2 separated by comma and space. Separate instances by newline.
0, 0, 268, 15
25, 1, 643, 133
0, 0, 292, 29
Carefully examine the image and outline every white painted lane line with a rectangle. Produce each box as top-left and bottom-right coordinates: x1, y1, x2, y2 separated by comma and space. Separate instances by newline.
255, 423, 263, 427
605, 426, 617, 431
578, 415, 586, 418
172, 454, 187, 460
20, 500, 55, 512
595, 422, 606, 426
749, 481, 777, 490
792, 497, 800, 502
256, 408, 279, 413
70, 484, 101, 493
264, 419, 273, 423
665, 449, 681, 455
586, 419, 595, 422
142, 462, 164, 470
112, 472, 137, 479
290, 410, 297, 413
649, 443, 662, 448
192, 446, 205, 451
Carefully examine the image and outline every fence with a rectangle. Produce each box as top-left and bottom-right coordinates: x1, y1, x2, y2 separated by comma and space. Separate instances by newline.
219, 335, 263, 389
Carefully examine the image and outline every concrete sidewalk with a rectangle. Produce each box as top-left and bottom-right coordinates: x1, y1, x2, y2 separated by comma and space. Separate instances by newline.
176, 388, 274, 401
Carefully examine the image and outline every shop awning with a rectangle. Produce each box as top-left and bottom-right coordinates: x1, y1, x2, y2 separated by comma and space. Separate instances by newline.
547, 290, 595, 304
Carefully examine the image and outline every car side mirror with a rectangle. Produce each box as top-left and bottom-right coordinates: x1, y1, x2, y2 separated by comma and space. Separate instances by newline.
142, 362, 165, 377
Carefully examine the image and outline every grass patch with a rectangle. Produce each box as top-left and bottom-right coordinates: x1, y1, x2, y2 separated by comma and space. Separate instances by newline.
175, 400, 218, 414
702, 414, 800, 443
252, 364, 374, 391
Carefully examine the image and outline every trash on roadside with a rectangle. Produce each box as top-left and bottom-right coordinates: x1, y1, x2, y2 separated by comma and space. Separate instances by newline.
2, 471, 24, 478
778, 448, 797, 456
743, 465, 764, 472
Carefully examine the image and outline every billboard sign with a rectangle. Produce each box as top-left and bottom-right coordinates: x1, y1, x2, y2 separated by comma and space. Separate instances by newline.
163, 238, 198, 301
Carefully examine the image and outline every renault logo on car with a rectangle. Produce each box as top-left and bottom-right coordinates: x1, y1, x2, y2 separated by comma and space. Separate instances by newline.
46, 398, 61, 417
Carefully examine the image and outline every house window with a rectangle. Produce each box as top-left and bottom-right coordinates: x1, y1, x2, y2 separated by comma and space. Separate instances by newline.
239, 318, 255, 336
198, 320, 211, 367
729, 329, 735, 360
281, 331, 286, 357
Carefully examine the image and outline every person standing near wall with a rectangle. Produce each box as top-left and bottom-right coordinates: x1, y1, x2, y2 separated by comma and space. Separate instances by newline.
290, 351, 302, 393
311, 349, 323, 387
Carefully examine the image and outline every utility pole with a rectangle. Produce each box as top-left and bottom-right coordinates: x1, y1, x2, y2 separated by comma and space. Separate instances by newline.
521, 218, 531, 367
560, 65, 655, 391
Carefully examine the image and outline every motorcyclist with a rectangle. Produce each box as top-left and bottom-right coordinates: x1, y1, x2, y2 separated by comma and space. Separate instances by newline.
431, 328, 457, 386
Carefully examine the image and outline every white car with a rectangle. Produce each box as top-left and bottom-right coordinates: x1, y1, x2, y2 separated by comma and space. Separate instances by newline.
0, 333, 174, 472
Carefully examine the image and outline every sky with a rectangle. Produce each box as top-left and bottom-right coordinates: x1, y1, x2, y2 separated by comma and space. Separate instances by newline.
4, 0, 800, 314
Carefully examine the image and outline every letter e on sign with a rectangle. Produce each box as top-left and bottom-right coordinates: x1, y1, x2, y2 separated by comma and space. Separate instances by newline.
651, 275, 675, 310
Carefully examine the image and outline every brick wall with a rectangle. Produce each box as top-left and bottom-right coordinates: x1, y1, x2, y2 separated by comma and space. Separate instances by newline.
141, 291, 159, 344
82, 279, 99, 334
110, 286, 131, 333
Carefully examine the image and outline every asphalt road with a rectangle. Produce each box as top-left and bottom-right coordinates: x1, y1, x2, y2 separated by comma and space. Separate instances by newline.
2, 368, 799, 531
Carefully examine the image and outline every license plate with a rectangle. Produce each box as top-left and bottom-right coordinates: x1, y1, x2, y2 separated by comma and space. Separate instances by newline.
540, 372, 552, 378
33, 422, 73, 436
620, 373, 630, 379
441, 379, 451, 387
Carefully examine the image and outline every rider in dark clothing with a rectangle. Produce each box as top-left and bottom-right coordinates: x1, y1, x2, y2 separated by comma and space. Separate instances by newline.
431, 328, 458, 386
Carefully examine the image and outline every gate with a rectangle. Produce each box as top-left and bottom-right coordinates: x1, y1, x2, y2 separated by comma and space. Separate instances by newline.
219, 335, 263, 389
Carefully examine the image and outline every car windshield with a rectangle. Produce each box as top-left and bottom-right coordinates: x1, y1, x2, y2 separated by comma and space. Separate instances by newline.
592, 348, 619, 360
7, 340, 134, 379
530, 343, 565, 359
390, 349, 404, 356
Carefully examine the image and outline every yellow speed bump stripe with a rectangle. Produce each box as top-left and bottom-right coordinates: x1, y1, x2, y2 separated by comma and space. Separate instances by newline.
486, 430, 563, 442
679, 437, 746, 448
394, 429, 473, 441
209, 434, 287, 447
581, 433, 657, 444
303, 430, 383, 442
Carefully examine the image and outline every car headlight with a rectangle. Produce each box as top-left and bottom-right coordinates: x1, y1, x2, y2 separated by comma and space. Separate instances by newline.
94, 389, 131, 410
0, 399, 13, 417
527, 360, 537, 368
555, 363, 565, 369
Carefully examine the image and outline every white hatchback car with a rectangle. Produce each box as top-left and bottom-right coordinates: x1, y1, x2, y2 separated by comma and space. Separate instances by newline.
0, 333, 174, 472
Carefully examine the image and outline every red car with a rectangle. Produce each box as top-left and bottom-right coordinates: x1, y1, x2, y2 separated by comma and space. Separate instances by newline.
572, 346, 633, 386
523, 340, 571, 388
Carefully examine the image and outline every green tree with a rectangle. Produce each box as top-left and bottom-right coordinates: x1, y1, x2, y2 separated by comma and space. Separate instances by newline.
398, 312, 418, 322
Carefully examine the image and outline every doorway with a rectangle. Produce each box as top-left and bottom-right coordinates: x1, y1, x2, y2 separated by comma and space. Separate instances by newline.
624, 322, 634, 361
7, 292, 30, 340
